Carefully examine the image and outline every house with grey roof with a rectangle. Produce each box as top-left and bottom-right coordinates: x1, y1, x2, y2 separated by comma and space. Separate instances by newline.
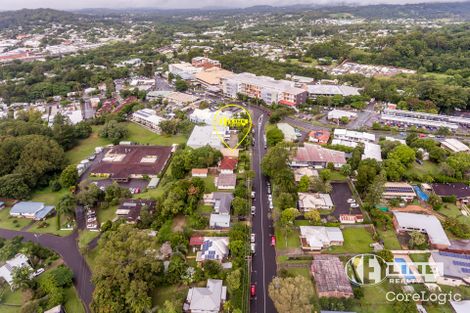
429, 251, 470, 286
196, 237, 229, 263
206, 192, 233, 229
10, 201, 55, 220
392, 212, 451, 249
184, 279, 227, 313
0, 253, 32, 288
216, 174, 237, 190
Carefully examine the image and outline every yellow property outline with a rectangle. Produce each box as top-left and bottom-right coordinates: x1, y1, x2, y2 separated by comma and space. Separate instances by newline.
212, 104, 253, 151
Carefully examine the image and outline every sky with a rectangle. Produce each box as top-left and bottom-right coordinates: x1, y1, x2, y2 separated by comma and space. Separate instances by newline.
0, 0, 463, 11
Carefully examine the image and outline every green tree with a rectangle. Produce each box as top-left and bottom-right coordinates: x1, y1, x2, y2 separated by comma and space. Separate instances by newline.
298, 175, 310, 192
99, 120, 128, 144
428, 193, 443, 210
91, 225, 164, 313
226, 268, 241, 294
388, 145, 416, 168
266, 127, 284, 147
305, 210, 321, 224
232, 197, 248, 216
268, 276, 313, 313
377, 249, 394, 263
12, 266, 34, 291
409, 231, 427, 248
59, 164, 79, 188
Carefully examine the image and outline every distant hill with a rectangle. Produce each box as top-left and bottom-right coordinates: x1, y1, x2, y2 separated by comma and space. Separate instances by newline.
0, 8, 98, 30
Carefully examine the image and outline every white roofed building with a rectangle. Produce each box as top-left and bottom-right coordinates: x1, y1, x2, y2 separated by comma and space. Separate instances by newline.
277, 123, 297, 142
441, 139, 469, 153
392, 212, 450, 249
307, 84, 361, 97
131, 109, 166, 133
0, 254, 32, 288
298, 192, 334, 211
327, 109, 357, 121
184, 279, 227, 313
299, 226, 344, 251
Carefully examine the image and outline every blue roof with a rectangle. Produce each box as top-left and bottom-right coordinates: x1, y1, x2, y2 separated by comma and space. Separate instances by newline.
10, 202, 54, 219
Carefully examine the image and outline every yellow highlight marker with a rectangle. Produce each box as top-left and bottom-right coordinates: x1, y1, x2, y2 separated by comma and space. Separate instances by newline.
212, 104, 253, 151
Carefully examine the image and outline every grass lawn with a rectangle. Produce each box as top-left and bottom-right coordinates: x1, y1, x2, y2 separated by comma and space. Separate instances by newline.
31, 187, 69, 206
66, 125, 110, 164
126, 122, 187, 145
440, 203, 470, 223
377, 229, 402, 250
329, 227, 374, 254
328, 170, 347, 181
64, 286, 86, 313
352, 282, 395, 313
405, 161, 440, 180
0, 287, 22, 313
151, 285, 189, 309
275, 227, 300, 250
284, 267, 311, 280
78, 229, 101, 250
0, 208, 31, 230
197, 205, 214, 214
28, 215, 73, 236
84, 247, 100, 273
66, 123, 187, 165
97, 205, 117, 225
202, 176, 216, 192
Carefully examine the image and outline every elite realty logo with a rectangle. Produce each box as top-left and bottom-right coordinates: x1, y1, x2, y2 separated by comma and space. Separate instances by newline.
344, 254, 461, 304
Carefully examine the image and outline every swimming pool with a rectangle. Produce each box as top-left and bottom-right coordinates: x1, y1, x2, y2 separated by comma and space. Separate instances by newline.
394, 257, 416, 280
413, 186, 429, 201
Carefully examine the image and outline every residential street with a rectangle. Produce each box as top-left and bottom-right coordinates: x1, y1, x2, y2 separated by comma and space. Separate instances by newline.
0, 228, 93, 313
250, 105, 277, 313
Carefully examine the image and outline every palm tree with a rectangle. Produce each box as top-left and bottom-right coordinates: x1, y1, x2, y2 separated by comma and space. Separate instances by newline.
57, 194, 76, 221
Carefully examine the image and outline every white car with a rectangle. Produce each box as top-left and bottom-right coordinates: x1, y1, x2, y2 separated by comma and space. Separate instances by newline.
33, 268, 45, 277
251, 206, 256, 215
269, 201, 274, 210
350, 203, 360, 208
251, 233, 256, 243
268, 194, 272, 201
251, 191, 256, 199
251, 243, 256, 254
347, 198, 355, 204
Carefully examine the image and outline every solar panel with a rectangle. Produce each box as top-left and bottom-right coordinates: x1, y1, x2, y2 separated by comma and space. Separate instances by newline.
440, 251, 470, 260
453, 260, 470, 268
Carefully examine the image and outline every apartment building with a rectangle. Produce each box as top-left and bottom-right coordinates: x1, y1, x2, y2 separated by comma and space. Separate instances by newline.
191, 56, 221, 69
221, 72, 307, 106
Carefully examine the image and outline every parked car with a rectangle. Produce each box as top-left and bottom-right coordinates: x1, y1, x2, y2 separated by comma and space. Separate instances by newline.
251, 243, 256, 254
250, 284, 256, 297
271, 236, 276, 246
251, 233, 256, 243
33, 268, 45, 277
251, 206, 256, 215
251, 191, 256, 199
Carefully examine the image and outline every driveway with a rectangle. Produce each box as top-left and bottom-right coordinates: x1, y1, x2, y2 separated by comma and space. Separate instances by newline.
0, 229, 93, 313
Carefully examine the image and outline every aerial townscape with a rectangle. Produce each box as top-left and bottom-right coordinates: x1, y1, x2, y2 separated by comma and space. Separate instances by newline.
0, 1, 470, 313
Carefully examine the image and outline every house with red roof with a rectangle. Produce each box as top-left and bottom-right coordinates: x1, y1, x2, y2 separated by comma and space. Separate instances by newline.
219, 157, 238, 174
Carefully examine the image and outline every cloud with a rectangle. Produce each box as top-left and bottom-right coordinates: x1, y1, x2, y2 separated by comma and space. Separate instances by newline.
1, 0, 461, 11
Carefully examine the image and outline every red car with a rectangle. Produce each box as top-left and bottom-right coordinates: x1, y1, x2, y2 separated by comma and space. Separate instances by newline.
271, 236, 276, 246
250, 284, 256, 297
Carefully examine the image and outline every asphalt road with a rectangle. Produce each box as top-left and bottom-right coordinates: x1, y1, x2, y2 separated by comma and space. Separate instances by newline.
249, 105, 277, 313
0, 229, 93, 313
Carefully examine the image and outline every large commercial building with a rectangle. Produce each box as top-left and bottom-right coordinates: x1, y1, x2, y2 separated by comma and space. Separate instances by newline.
441, 139, 470, 153
381, 108, 470, 130
307, 84, 361, 97
131, 109, 166, 133
221, 72, 307, 106
187, 125, 229, 150
168, 62, 203, 80
191, 57, 221, 69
